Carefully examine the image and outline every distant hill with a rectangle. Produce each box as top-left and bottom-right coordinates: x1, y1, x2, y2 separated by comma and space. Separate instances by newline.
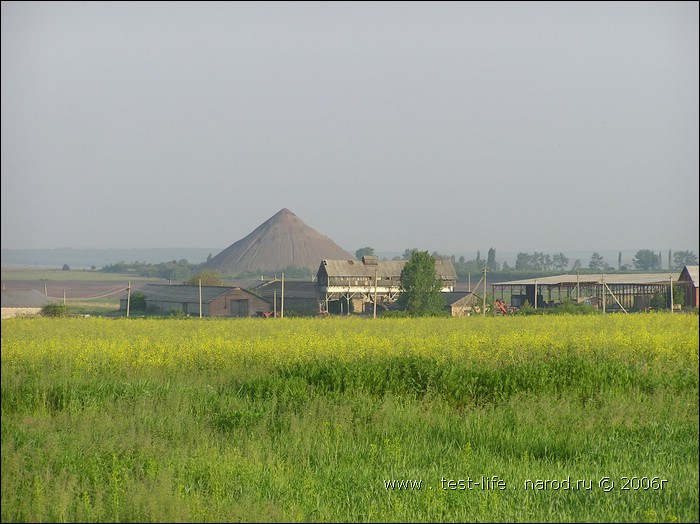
202, 208, 354, 275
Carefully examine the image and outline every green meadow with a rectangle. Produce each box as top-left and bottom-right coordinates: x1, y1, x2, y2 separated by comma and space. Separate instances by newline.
1, 314, 698, 522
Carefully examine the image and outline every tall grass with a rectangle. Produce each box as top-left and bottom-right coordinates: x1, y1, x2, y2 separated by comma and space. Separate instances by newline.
2, 314, 698, 522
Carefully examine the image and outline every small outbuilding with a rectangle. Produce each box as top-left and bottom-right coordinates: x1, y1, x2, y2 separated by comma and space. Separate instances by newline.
443, 291, 485, 317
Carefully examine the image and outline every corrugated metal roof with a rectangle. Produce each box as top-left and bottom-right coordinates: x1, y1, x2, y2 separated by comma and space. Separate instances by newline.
435, 259, 458, 280
443, 291, 480, 306
252, 280, 319, 300
128, 284, 249, 303
1, 289, 58, 308
494, 273, 680, 286
319, 258, 457, 280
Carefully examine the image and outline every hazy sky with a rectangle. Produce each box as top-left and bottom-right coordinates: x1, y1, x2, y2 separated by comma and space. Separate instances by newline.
2, 1, 698, 256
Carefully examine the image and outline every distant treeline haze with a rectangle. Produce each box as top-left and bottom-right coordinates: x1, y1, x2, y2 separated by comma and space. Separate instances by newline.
99, 248, 697, 281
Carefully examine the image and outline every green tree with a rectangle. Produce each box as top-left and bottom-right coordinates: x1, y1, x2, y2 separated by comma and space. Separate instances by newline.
515, 252, 532, 271
672, 250, 698, 269
650, 291, 667, 310
184, 269, 223, 286
487, 247, 498, 271
42, 304, 66, 317
552, 253, 569, 272
355, 247, 375, 259
397, 251, 446, 316
401, 248, 419, 260
633, 249, 661, 271
62, 264, 70, 271
672, 284, 685, 307
589, 253, 605, 271
130, 291, 147, 311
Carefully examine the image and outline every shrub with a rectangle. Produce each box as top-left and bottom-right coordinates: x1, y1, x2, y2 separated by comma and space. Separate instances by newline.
130, 291, 147, 311
554, 299, 597, 315
41, 304, 67, 317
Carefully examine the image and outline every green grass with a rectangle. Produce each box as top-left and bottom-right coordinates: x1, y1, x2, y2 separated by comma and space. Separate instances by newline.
1, 315, 698, 522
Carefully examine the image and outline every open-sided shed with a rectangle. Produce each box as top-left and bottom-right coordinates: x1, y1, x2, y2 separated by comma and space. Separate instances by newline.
491, 272, 680, 312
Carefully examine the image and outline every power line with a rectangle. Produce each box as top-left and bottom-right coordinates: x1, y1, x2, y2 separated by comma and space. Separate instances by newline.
46, 283, 129, 301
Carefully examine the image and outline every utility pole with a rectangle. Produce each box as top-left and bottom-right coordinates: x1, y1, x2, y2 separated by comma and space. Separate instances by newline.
126, 281, 131, 318
281, 272, 285, 318
601, 274, 605, 314
373, 266, 378, 319
199, 279, 202, 319
576, 270, 580, 303
534, 279, 537, 310
483, 264, 487, 316
670, 275, 674, 314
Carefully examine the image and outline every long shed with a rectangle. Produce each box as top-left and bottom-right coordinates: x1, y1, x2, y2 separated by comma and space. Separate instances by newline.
1, 289, 58, 318
491, 272, 681, 311
251, 279, 320, 316
119, 284, 271, 317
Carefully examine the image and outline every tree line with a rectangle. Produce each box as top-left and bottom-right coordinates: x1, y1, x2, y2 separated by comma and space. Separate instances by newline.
356, 247, 698, 274
97, 248, 697, 282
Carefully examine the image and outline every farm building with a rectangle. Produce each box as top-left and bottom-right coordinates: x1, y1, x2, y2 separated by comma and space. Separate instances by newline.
1, 289, 58, 318
442, 291, 486, 317
119, 284, 271, 317
317, 256, 457, 314
491, 271, 682, 312
677, 265, 699, 309
251, 279, 320, 316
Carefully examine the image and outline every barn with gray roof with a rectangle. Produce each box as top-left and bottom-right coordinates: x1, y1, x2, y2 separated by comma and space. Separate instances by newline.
119, 284, 271, 317
1, 289, 58, 318
251, 279, 320, 316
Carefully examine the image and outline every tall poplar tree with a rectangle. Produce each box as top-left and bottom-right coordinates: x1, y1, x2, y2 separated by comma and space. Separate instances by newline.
397, 251, 446, 316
